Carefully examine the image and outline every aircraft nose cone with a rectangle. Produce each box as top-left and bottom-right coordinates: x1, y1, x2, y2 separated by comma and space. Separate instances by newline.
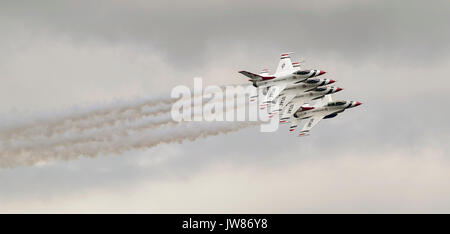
318, 70, 326, 76
354, 102, 362, 106
329, 79, 335, 84
336, 87, 343, 92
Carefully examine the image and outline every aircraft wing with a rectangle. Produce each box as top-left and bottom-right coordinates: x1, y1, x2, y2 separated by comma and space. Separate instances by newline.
298, 113, 325, 136
289, 117, 301, 132
238, 71, 275, 81
277, 92, 297, 112
267, 91, 297, 115
275, 52, 295, 75
262, 83, 287, 104
279, 97, 306, 121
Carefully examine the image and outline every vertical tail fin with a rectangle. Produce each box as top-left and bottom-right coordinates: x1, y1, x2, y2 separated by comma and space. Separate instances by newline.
275, 52, 294, 75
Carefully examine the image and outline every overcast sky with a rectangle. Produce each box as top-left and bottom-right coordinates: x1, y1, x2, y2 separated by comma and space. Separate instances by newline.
0, 0, 449, 213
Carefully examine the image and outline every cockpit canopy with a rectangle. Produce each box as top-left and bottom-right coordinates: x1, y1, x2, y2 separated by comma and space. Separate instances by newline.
314, 87, 327, 92
305, 78, 320, 84
295, 70, 310, 75
327, 101, 347, 106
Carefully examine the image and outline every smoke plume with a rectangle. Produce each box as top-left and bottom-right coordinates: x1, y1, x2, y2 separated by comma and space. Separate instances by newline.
0, 91, 257, 168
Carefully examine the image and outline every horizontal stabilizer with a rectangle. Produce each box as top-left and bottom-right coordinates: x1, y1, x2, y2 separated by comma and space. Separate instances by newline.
238, 71, 275, 81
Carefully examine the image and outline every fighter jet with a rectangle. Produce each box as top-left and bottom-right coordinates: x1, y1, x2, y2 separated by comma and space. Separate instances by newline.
261, 77, 336, 112
289, 95, 362, 136
238, 52, 326, 103
274, 86, 343, 120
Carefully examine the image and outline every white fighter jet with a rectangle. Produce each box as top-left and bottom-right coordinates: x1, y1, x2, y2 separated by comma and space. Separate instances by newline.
275, 86, 343, 120
261, 77, 336, 113
289, 95, 362, 136
238, 52, 326, 103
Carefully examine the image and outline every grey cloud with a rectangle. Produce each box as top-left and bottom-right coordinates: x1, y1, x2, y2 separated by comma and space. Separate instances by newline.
0, 0, 449, 212
1, 0, 449, 68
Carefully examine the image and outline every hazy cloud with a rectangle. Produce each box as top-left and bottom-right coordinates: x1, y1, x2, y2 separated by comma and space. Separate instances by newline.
0, 0, 449, 213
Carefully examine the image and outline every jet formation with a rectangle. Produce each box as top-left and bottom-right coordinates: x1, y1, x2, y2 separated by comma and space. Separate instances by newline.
239, 52, 361, 136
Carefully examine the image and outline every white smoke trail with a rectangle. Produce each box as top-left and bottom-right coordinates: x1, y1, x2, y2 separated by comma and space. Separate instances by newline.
1, 89, 249, 140
0, 120, 259, 169
1, 99, 251, 152
0, 96, 174, 139
1, 84, 248, 138
0, 90, 258, 168
0, 85, 234, 139
0, 102, 174, 140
